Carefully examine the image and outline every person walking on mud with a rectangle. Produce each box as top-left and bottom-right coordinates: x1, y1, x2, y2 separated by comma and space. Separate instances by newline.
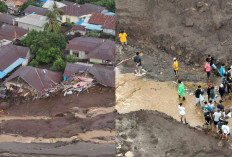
207, 83, 212, 101
195, 85, 202, 106
118, 30, 127, 50
219, 84, 225, 100
134, 52, 143, 76
206, 55, 219, 74
221, 121, 230, 141
220, 63, 226, 77
178, 103, 188, 124
210, 86, 216, 103
205, 61, 211, 82
173, 58, 179, 82
178, 80, 185, 100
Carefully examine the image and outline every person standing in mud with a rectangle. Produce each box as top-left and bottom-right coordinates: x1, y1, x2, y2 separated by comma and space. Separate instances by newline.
178, 103, 188, 124
173, 58, 179, 82
195, 85, 202, 106
220, 63, 226, 77
202, 101, 210, 117
206, 55, 219, 74
205, 61, 211, 82
118, 30, 127, 50
209, 86, 216, 103
221, 121, 230, 141
219, 84, 225, 100
178, 80, 185, 100
203, 112, 212, 131
208, 100, 215, 119
207, 83, 212, 101
134, 52, 143, 76
213, 110, 221, 129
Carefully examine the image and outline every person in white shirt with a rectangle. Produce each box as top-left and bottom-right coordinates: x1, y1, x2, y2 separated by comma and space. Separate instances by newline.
221, 121, 230, 141
178, 103, 188, 124
213, 110, 221, 128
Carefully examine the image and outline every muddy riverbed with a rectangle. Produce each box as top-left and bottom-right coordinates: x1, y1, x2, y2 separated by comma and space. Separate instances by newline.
0, 85, 115, 156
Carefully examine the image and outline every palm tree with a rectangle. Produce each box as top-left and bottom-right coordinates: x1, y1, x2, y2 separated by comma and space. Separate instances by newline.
44, 2, 63, 33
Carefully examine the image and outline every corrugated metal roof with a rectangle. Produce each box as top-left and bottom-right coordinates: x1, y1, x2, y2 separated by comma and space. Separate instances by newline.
66, 37, 115, 61
4, 66, 62, 96
0, 44, 29, 71
3, 58, 25, 74
0, 13, 18, 25
61, 3, 105, 17
24, 5, 47, 16
16, 14, 48, 27
0, 24, 28, 41
0, 71, 6, 79
88, 13, 115, 30
42, 0, 66, 9
85, 24, 103, 31
63, 62, 92, 78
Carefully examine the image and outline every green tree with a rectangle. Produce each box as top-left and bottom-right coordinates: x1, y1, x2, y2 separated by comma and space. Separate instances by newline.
44, 2, 63, 33
19, 0, 40, 12
30, 59, 39, 67
0, 1, 8, 13
66, 54, 77, 63
86, 30, 100, 38
36, 47, 62, 64
52, 57, 66, 71
20, 30, 66, 55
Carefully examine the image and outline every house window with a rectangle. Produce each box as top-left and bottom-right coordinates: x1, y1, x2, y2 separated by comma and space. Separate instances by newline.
66, 18, 70, 22
73, 52, 79, 58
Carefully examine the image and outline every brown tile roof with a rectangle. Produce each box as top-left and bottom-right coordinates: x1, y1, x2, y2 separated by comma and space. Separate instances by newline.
0, 24, 28, 41
66, 37, 115, 61
72, 25, 86, 31
63, 63, 115, 87
61, 3, 105, 17
0, 44, 29, 71
5, 66, 62, 96
0, 13, 18, 25
88, 13, 115, 30
23, 5, 47, 16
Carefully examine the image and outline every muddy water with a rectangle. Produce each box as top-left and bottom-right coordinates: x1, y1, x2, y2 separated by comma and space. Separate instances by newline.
0, 130, 115, 144
116, 70, 232, 129
0, 116, 52, 123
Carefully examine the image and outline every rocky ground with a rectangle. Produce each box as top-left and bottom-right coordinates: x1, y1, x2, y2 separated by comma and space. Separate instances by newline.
0, 85, 115, 156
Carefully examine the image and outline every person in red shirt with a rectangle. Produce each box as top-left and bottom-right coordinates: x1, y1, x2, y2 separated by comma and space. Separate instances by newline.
205, 61, 211, 82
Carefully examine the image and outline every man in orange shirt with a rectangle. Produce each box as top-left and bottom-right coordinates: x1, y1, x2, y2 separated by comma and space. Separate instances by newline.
118, 30, 127, 50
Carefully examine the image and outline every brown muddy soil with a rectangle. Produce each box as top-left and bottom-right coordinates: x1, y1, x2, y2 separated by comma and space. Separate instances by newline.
0, 85, 115, 156
116, 0, 232, 66
116, 110, 232, 157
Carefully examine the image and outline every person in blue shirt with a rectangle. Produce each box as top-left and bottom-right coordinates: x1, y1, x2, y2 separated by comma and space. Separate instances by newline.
220, 63, 226, 77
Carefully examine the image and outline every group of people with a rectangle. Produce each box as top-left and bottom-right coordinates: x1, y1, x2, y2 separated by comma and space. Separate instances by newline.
176, 55, 232, 142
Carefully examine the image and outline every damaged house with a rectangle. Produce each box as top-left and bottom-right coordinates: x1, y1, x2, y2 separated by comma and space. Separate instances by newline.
0, 44, 30, 79
63, 62, 115, 88
4, 66, 62, 97
66, 37, 115, 64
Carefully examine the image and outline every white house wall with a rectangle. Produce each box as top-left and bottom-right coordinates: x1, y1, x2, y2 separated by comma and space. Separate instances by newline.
103, 29, 115, 36
90, 58, 103, 64
18, 22, 44, 31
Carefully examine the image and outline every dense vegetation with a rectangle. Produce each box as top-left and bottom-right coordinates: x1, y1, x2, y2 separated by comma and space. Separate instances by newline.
0, 1, 8, 13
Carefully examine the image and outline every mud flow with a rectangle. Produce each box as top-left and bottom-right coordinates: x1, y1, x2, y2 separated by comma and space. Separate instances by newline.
0, 85, 115, 156
116, 0, 232, 156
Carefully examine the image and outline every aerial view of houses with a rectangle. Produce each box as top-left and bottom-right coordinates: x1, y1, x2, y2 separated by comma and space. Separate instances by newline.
0, 0, 116, 156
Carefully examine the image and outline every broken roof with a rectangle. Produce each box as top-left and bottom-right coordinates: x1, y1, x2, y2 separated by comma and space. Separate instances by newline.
16, 14, 48, 27
42, 0, 66, 9
88, 13, 115, 30
66, 37, 115, 61
72, 25, 86, 31
0, 44, 29, 71
5, 66, 62, 96
0, 13, 18, 25
63, 62, 115, 87
24, 5, 47, 16
0, 24, 28, 41
61, 3, 106, 17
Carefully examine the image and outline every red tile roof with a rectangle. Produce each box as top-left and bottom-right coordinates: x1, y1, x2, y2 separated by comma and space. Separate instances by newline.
5, 66, 62, 96
61, 3, 105, 17
0, 13, 18, 25
24, 5, 47, 16
0, 24, 28, 41
0, 44, 29, 71
66, 37, 115, 61
88, 13, 115, 30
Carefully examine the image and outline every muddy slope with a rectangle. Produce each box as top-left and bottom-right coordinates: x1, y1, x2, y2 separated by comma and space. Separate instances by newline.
117, 0, 232, 66
116, 110, 232, 157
